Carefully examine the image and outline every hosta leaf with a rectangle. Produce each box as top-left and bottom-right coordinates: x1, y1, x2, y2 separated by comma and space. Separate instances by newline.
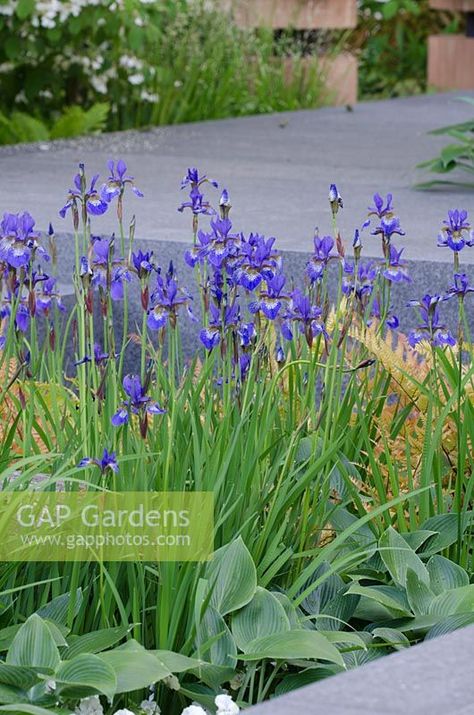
0, 683, 28, 705
425, 613, 474, 640
401, 530, 437, 552
379, 526, 429, 588
371, 627, 410, 651
152, 650, 202, 673
429, 585, 474, 618
204, 537, 257, 616
271, 592, 300, 629
427, 556, 469, 596
55, 654, 117, 700
99, 640, 170, 694
232, 587, 290, 651
63, 626, 130, 659
419, 514, 469, 556
239, 630, 344, 666
36, 589, 82, 626
6, 615, 60, 671
299, 562, 344, 615
274, 667, 340, 696
0, 663, 39, 690
347, 584, 411, 619
0, 707, 68, 715
406, 569, 435, 616
195, 604, 237, 668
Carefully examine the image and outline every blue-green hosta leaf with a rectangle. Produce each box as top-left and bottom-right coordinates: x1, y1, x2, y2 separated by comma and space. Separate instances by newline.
152, 650, 202, 673
401, 530, 437, 552
54, 653, 117, 700
0, 683, 28, 705
6, 615, 60, 672
427, 556, 469, 596
0, 663, 39, 690
371, 627, 411, 651
63, 625, 131, 659
379, 526, 429, 588
299, 562, 345, 616
419, 514, 471, 557
271, 592, 300, 629
316, 587, 360, 632
99, 640, 171, 694
204, 537, 257, 616
425, 612, 474, 640
274, 666, 341, 696
406, 569, 435, 616
429, 585, 474, 618
36, 589, 82, 626
0, 707, 69, 715
319, 631, 367, 650
239, 630, 344, 667
195, 604, 237, 668
347, 584, 412, 619
232, 587, 290, 652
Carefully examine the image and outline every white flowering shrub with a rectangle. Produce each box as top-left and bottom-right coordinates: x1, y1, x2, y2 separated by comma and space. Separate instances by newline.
0, 0, 327, 143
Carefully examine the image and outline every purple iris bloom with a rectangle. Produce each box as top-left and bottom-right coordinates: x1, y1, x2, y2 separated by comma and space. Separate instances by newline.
238, 322, 256, 347
60, 165, 108, 218
181, 168, 218, 191
342, 260, 378, 298
368, 193, 394, 219
199, 303, 239, 351
0, 295, 30, 333
236, 234, 281, 291
306, 233, 338, 283
75, 343, 111, 366
0, 212, 49, 269
281, 289, 326, 347
178, 186, 215, 216
112, 374, 166, 427
437, 210, 472, 252
101, 159, 144, 202
368, 299, 399, 330
88, 238, 132, 301
147, 269, 195, 330
329, 184, 343, 215
249, 273, 288, 320
186, 218, 239, 269
382, 245, 410, 283
372, 216, 405, 244
447, 273, 474, 300
131, 249, 155, 279
36, 277, 65, 315
407, 294, 455, 348
78, 448, 119, 475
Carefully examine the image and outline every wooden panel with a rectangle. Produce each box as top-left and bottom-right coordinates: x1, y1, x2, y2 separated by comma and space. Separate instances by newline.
225, 0, 357, 29
429, 0, 474, 10
428, 35, 474, 89
282, 52, 358, 105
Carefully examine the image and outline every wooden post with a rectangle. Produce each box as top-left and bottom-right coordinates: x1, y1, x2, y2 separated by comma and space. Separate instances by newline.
428, 0, 474, 90
223, 0, 358, 105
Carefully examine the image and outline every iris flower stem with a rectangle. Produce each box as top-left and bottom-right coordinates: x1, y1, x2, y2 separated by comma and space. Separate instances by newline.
74, 226, 89, 456
118, 214, 129, 381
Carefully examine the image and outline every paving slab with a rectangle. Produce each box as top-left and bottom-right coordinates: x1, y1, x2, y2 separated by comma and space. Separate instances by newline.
247, 625, 474, 715
1, 92, 474, 263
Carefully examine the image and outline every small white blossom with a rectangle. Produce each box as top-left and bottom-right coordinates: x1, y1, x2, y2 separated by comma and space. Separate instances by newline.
181, 706, 207, 715
75, 696, 104, 715
215, 695, 239, 715
113, 710, 135, 715
140, 694, 161, 715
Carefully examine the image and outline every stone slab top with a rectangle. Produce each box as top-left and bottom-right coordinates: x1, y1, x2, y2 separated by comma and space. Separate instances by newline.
246, 625, 474, 715
1, 91, 474, 263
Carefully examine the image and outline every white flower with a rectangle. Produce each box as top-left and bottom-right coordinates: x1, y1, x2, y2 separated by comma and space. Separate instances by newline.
181, 706, 207, 715
45, 679, 56, 693
140, 695, 161, 715
75, 696, 104, 715
163, 674, 180, 691
215, 695, 239, 715
128, 73, 145, 86
113, 710, 135, 715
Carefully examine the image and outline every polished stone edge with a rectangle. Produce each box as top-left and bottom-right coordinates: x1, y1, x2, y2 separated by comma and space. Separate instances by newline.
246, 626, 474, 715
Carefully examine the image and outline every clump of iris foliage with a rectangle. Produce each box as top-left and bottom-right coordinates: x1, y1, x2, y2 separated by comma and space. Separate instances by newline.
0, 162, 473, 714
0, 0, 328, 145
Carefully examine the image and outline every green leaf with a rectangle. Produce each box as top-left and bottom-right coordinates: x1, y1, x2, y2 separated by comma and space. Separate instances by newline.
195, 604, 237, 668
420, 514, 469, 556
348, 584, 412, 619
371, 627, 410, 651
99, 640, 170, 694
274, 667, 339, 696
152, 650, 202, 673
427, 556, 469, 595
7, 615, 60, 672
0, 683, 28, 705
425, 613, 474, 640
55, 653, 117, 700
63, 626, 130, 660
406, 569, 435, 616
429, 585, 474, 617
0, 663, 39, 690
232, 587, 290, 652
379, 526, 429, 588
204, 537, 257, 616
240, 630, 344, 667
15, 0, 35, 19
36, 589, 82, 626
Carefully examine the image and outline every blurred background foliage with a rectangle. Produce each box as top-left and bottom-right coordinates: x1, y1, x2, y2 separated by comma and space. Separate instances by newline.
0, 0, 464, 145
